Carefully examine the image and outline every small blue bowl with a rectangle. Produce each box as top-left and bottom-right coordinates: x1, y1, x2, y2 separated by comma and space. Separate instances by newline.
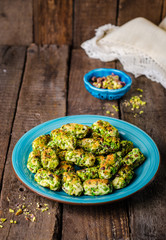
84, 68, 132, 100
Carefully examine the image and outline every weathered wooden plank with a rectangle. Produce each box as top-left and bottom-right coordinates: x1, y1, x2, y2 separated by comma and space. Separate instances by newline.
62, 49, 130, 240
0, 46, 26, 187
73, 0, 117, 48
118, 61, 166, 240
117, 1, 166, 238
117, 0, 163, 25
0, 44, 69, 240
162, 0, 166, 18
0, 0, 32, 45
33, 0, 73, 45
62, 202, 130, 240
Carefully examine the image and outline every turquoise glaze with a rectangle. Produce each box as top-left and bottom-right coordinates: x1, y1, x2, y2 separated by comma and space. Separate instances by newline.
84, 68, 132, 100
12, 115, 160, 205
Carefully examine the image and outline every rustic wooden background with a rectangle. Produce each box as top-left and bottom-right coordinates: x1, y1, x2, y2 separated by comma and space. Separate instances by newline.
0, 0, 166, 239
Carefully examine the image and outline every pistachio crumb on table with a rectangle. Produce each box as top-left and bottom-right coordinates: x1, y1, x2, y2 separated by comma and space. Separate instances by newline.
123, 88, 146, 117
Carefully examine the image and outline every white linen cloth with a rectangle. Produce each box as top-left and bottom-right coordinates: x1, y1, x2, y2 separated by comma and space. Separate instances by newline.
81, 17, 166, 88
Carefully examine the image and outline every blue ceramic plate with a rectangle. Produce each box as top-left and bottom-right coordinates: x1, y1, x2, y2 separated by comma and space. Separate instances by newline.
12, 115, 160, 205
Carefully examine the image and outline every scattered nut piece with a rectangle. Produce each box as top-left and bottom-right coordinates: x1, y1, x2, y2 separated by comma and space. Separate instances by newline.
22, 205, 26, 210
10, 220, 16, 224
41, 207, 49, 212
106, 111, 110, 114
15, 209, 23, 216
123, 100, 130, 107
139, 111, 144, 114
0, 225, 3, 228
129, 96, 146, 110
23, 209, 30, 215
30, 214, 36, 222
9, 209, 14, 213
6, 197, 10, 202
0, 218, 7, 223
25, 214, 36, 222
137, 88, 143, 92
112, 105, 119, 112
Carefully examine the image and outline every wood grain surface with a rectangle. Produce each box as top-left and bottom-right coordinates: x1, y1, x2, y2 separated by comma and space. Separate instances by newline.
117, 0, 163, 25
0, 0, 32, 45
0, 44, 69, 240
162, 0, 166, 18
73, 0, 117, 48
0, 46, 26, 188
118, 63, 166, 240
117, 2, 166, 239
33, 0, 73, 45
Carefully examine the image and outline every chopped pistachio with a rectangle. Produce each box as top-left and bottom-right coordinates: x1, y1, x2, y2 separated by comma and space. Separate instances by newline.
10, 220, 16, 224
0, 218, 7, 223
41, 207, 49, 212
25, 216, 29, 221
106, 110, 110, 114
15, 209, 23, 216
9, 209, 14, 213
44, 204, 48, 206
23, 208, 28, 212
134, 114, 138, 118
112, 105, 119, 112
25, 214, 36, 222
139, 111, 144, 114
123, 100, 130, 107
129, 96, 146, 110
36, 202, 42, 208
23, 211, 30, 216
137, 88, 143, 92
6, 197, 10, 202
30, 214, 36, 222
0, 225, 3, 228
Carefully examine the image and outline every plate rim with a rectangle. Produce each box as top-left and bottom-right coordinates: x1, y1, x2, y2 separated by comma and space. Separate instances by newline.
12, 115, 161, 205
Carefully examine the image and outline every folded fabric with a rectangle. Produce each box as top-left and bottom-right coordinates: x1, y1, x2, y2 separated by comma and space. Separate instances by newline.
81, 17, 166, 88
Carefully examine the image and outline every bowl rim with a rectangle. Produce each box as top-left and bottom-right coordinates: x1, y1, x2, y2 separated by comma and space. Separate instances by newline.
84, 68, 132, 93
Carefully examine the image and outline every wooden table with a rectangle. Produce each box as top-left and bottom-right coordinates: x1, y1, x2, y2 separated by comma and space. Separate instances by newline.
0, 1, 166, 239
